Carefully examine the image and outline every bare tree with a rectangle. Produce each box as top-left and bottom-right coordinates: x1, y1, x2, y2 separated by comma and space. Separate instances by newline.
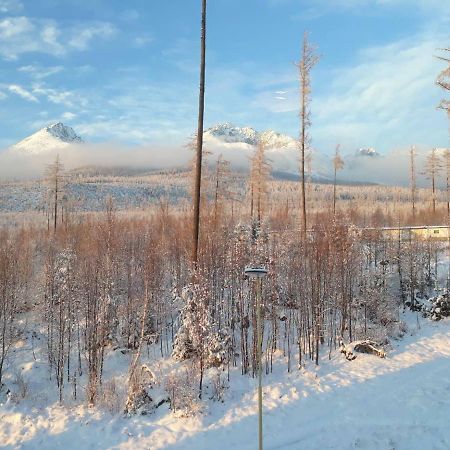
249, 140, 271, 226
213, 154, 231, 226
443, 149, 450, 217
192, 0, 207, 267
410, 145, 417, 221
296, 32, 319, 239
45, 154, 65, 233
0, 231, 30, 386
436, 47, 450, 105
424, 148, 442, 215
332, 144, 344, 215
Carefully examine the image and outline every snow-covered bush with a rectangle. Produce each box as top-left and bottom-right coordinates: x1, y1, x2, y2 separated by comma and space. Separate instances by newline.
209, 369, 228, 402
124, 364, 161, 416
10, 370, 29, 403
172, 322, 195, 361
205, 330, 231, 368
173, 278, 232, 368
164, 366, 202, 417
99, 378, 127, 415
422, 293, 450, 321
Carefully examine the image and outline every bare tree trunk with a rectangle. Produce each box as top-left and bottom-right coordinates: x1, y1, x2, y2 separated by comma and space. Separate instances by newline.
54, 175, 58, 232
410, 145, 416, 222
297, 32, 319, 240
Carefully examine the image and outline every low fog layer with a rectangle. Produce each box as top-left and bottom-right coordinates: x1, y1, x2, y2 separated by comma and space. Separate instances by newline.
0, 140, 441, 187
340, 148, 430, 187
0, 143, 191, 180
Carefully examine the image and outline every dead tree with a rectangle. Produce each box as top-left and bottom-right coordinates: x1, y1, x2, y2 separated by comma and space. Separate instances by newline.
213, 154, 231, 226
436, 47, 450, 114
410, 145, 417, 221
443, 149, 450, 217
332, 144, 344, 215
424, 148, 442, 215
45, 154, 65, 233
296, 32, 319, 239
249, 140, 271, 226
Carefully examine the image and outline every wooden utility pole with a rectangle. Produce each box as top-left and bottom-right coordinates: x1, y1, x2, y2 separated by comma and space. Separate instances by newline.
192, 0, 207, 267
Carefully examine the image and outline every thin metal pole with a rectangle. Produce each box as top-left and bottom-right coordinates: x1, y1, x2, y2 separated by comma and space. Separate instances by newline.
257, 277, 263, 450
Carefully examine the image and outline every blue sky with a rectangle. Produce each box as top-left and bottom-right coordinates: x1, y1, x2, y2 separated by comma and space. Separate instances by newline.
0, 0, 449, 154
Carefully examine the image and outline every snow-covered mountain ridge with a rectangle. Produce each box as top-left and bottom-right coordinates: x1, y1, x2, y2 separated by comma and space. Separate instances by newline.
11, 122, 83, 155
204, 123, 297, 149
5, 122, 385, 184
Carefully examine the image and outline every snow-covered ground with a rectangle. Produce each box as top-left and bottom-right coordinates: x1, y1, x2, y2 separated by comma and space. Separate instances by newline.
1, 312, 449, 450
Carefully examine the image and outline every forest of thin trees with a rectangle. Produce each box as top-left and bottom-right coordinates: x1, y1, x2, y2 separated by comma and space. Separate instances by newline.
0, 181, 446, 412
0, 4, 449, 419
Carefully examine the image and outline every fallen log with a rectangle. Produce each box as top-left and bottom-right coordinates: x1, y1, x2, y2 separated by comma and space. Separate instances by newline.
339, 339, 386, 360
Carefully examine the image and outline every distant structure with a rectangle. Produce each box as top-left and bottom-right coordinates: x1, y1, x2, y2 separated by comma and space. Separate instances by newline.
362, 225, 450, 241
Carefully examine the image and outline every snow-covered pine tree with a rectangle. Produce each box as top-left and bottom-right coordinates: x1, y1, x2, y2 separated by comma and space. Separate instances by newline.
172, 271, 231, 398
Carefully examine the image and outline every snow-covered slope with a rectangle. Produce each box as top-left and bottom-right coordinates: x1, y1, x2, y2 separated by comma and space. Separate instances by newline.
1, 313, 449, 449
11, 123, 83, 155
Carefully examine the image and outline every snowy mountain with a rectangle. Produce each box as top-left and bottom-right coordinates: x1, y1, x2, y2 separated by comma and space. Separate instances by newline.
203, 123, 334, 181
204, 123, 296, 149
11, 122, 83, 155
355, 147, 380, 158
4, 121, 380, 185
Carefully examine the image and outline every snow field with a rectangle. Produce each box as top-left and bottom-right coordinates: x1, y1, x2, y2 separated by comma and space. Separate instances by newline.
1, 313, 449, 450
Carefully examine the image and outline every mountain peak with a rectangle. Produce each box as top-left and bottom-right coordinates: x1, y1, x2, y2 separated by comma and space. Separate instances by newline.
45, 123, 82, 143
356, 148, 380, 158
204, 123, 296, 149
11, 122, 83, 155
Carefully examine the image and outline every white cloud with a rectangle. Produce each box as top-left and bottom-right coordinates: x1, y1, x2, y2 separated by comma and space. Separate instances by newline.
68, 22, 116, 50
291, 0, 450, 21
62, 112, 77, 121
18, 64, 64, 79
247, 30, 448, 152
312, 33, 448, 150
7, 84, 38, 102
133, 35, 153, 48
31, 85, 86, 108
0, 17, 116, 59
0, 0, 22, 13
2, 80, 86, 108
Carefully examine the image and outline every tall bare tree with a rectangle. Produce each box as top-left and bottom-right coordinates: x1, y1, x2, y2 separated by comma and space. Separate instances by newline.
442, 149, 450, 217
249, 140, 271, 225
192, 0, 207, 267
297, 32, 319, 239
46, 154, 65, 233
436, 47, 450, 112
409, 145, 417, 221
213, 154, 231, 225
424, 148, 442, 215
332, 144, 344, 215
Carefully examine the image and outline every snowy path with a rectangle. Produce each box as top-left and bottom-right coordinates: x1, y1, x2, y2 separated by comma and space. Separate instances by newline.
1, 317, 450, 450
